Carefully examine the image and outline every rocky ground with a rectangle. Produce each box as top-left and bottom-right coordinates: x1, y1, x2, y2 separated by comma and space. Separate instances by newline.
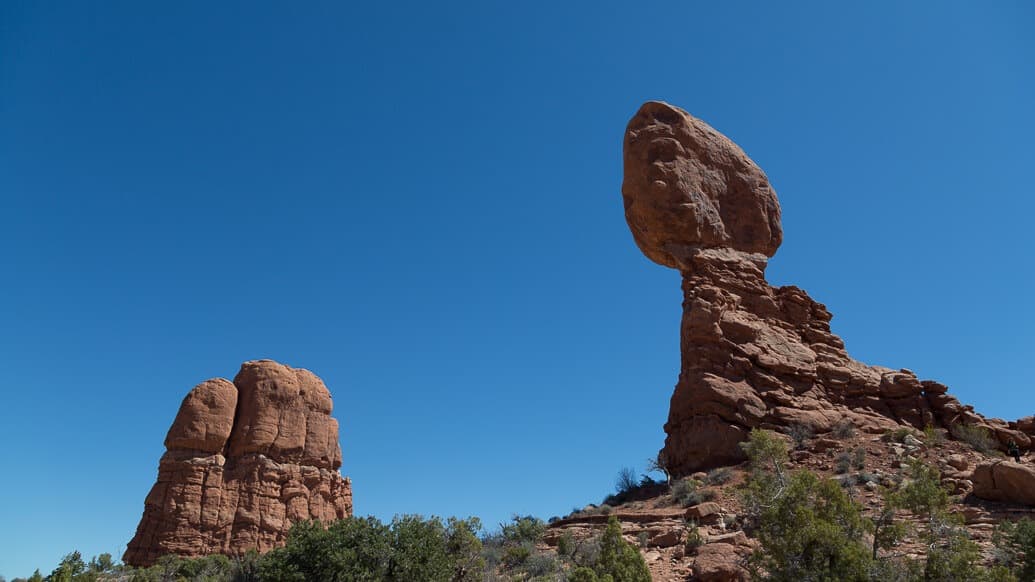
544, 426, 1035, 581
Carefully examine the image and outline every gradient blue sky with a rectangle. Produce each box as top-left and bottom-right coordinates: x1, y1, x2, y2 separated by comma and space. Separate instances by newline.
2, 1, 1033, 577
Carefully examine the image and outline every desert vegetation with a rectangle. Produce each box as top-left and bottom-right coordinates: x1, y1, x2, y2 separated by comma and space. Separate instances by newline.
15, 512, 650, 582
737, 428, 1024, 581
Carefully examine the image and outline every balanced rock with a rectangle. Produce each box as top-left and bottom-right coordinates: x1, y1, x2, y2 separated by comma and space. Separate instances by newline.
622, 101, 1034, 475
124, 360, 352, 567
623, 100, 781, 268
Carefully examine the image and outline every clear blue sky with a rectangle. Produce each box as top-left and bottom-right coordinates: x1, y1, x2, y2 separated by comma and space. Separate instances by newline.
1, 1, 1032, 577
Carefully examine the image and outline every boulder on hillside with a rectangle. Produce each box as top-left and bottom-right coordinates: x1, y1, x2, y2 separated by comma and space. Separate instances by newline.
971, 461, 1035, 506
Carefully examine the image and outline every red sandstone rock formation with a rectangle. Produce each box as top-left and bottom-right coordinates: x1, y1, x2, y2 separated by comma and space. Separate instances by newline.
622, 101, 1035, 476
124, 360, 352, 567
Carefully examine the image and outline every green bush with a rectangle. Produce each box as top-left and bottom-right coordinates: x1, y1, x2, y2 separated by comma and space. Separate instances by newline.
254, 515, 487, 582
747, 470, 873, 581
995, 518, 1035, 581
893, 458, 949, 521
499, 515, 546, 545
594, 516, 651, 582
923, 518, 990, 582
741, 429, 788, 476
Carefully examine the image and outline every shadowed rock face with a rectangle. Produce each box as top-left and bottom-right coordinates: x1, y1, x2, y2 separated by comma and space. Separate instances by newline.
622, 101, 1035, 475
124, 360, 352, 567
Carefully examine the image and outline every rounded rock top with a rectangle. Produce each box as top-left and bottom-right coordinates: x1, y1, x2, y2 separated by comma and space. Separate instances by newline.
622, 101, 782, 268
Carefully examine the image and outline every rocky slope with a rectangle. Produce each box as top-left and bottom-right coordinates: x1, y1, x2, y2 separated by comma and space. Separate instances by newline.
123, 360, 352, 567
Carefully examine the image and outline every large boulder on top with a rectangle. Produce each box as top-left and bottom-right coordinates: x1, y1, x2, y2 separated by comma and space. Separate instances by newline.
622, 100, 782, 269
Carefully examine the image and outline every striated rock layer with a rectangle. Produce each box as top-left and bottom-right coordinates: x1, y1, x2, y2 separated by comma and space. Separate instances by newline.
124, 360, 352, 567
622, 101, 1035, 476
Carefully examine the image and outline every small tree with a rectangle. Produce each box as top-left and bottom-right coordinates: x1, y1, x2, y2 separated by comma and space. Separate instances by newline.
615, 467, 638, 495
445, 517, 484, 582
995, 518, 1035, 580
594, 516, 651, 582
739, 429, 789, 526
747, 470, 873, 581
646, 451, 671, 485
48, 552, 86, 582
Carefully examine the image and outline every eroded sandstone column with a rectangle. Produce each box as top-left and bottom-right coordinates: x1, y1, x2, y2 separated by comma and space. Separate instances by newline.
621, 101, 1032, 475
124, 360, 352, 567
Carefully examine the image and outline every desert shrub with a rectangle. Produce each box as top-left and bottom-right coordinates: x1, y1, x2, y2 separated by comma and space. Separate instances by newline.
923, 517, 989, 582
923, 424, 946, 446
739, 429, 789, 524
636, 531, 650, 548
856, 472, 880, 485
603, 466, 661, 506
787, 423, 813, 450
568, 567, 601, 582
254, 515, 488, 582
598, 504, 613, 515
882, 427, 914, 444
835, 451, 853, 474
445, 517, 484, 582
995, 518, 1035, 581
867, 556, 923, 582
671, 478, 713, 507
47, 552, 87, 582
500, 515, 546, 545
594, 516, 651, 582
747, 470, 873, 581
521, 552, 558, 577
832, 418, 856, 439
705, 466, 733, 485
502, 543, 533, 568
741, 429, 788, 475
685, 521, 704, 552
130, 554, 236, 582
257, 517, 390, 581
894, 459, 949, 521
556, 533, 576, 559
572, 536, 602, 568
852, 447, 866, 470
615, 467, 638, 495
951, 423, 999, 454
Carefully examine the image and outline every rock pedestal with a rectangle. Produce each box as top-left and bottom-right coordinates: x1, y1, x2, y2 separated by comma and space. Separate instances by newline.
124, 360, 353, 567
622, 101, 1034, 475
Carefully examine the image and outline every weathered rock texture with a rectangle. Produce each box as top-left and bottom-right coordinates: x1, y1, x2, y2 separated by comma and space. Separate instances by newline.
972, 461, 1035, 506
124, 360, 352, 567
623, 101, 1035, 476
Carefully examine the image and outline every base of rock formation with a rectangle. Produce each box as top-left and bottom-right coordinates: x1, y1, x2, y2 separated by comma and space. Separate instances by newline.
660, 247, 1034, 476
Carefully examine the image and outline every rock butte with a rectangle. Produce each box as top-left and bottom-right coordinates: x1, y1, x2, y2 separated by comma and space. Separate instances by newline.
124, 359, 352, 567
622, 101, 1035, 476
